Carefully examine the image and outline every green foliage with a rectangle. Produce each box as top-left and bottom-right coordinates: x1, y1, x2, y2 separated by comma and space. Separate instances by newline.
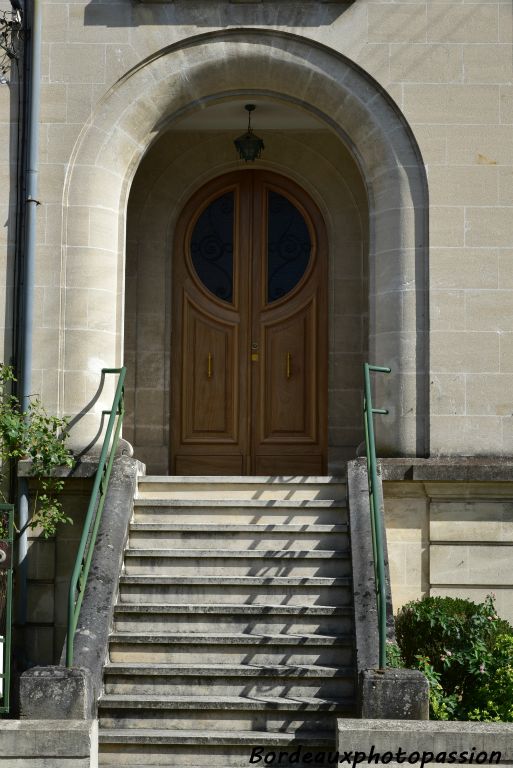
394, 594, 513, 721
385, 641, 404, 669
414, 654, 459, 720
467, 635, 513, 722
0, 364, 74, 538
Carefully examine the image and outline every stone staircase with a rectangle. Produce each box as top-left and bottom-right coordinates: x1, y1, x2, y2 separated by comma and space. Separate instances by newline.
98, 476, 356, 766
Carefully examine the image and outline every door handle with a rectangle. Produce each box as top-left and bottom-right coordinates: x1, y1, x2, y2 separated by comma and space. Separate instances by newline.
207, 353, 213, 379
286, 352, 292, 379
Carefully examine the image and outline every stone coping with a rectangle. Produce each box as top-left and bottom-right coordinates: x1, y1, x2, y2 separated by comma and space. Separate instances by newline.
380, 458, 513, 483
17, 456, 513, 482
0, 719, 97, 757
17, 451, 142, 479
338, 718, 513, 760
339, 718, 513, 735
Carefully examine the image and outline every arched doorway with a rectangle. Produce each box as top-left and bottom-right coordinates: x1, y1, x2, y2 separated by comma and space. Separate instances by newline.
171, 170, 328, 475
61, 30, 428, 463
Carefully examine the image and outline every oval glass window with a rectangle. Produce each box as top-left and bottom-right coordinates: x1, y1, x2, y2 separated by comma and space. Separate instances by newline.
191, 192, 234, 303
267, 190, 311, 303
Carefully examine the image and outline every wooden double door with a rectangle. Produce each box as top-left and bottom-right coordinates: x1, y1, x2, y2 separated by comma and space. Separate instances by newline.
171, 170, 327, 476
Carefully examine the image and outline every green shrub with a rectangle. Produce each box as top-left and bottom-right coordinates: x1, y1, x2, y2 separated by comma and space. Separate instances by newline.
394, 595, 513, 721
0, 364, 74, 538
414, 654, 459, 721
468, 634, 513, 722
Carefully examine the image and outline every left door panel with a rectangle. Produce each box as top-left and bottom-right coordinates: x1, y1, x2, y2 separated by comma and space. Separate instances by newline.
172, 176, 249, 475
181, 297, 240, 442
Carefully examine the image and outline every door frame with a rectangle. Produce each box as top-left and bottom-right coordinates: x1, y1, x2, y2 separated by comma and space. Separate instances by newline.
170, 169, 328, 475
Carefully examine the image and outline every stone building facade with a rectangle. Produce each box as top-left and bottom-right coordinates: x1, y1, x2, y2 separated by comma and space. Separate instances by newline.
1, 0, 513, 660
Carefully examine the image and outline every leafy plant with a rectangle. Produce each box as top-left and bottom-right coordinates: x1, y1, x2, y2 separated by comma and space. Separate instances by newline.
0, 364, 74, 538
386, 641, 404, 668
414, 653, 459, 720
394, 594, 513, 721
468, 634, 513, 722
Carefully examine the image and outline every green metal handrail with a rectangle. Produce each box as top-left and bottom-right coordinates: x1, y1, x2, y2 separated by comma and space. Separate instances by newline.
363, 362, 391, 670
66, 367, 126, 668
0, 503, 14, 714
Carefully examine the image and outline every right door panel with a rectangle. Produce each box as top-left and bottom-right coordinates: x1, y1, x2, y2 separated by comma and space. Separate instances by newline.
251, 173, 327, 475
260, 300, 317, 440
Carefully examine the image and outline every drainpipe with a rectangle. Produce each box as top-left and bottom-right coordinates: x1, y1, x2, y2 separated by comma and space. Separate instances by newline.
17, 0, 42, 626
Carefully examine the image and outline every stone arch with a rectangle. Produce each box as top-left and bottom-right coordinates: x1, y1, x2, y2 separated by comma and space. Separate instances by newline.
61, 28, 428, 457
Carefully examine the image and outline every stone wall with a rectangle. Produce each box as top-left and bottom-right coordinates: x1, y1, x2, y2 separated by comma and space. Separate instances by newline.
20, 474, 92, 667
0, 0, 513, 454
384, 479, 513, 623
0, 0, 511, 457
0, 720, 97, 767
337, 719, 513, 767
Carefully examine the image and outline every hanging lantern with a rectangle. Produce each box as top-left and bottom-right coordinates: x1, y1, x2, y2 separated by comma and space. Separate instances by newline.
234, 104, 265, 163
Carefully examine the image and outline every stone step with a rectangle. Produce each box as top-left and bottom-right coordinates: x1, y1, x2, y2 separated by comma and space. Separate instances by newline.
103, 662, 352, 677
103, 661, 355, 697
137, 475, 346, 502
100, 693, 351, 710
101, 474, 354, 765
109, 631, 353, 666
123, 549, 350, 577
113, 603, 353, 635
98, 728, 335, 767
118, 575, 352, 606
128, 523, 349, 550
98, 694, 353, 731
99, 728, 334, 745
133, 499, 346, 525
